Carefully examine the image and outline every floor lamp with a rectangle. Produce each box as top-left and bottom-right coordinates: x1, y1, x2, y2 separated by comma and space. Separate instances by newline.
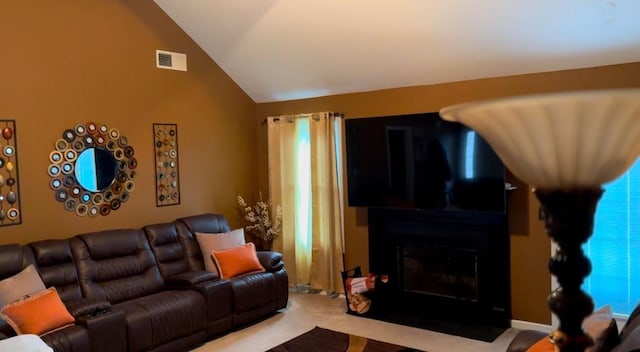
440, 89, 640, 352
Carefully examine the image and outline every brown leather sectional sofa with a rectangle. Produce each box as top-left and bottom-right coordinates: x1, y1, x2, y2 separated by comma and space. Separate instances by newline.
0, 213, 289, 352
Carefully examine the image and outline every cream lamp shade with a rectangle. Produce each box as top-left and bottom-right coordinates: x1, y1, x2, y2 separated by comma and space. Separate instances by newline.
439, 89, 640, 190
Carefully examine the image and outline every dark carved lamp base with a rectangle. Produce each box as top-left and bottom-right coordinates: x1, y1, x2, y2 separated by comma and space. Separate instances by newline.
535, 189, 603, 352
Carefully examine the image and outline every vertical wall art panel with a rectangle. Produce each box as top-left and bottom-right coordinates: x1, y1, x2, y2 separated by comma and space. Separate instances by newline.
0, 120, 21, 226
153, 123, 180, 206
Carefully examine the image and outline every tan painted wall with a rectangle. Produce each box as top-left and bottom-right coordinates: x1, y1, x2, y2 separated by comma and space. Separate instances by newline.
256, 62, 640, 324
4, 1, 638, 325
0, 2, 257, 244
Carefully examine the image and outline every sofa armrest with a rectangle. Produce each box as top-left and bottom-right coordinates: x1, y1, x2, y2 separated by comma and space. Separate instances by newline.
166, 271, 218, 287
506, 330, 549, 352
257, 251, 284, 272
76, 309, 126, 352
65, 297, 111, 318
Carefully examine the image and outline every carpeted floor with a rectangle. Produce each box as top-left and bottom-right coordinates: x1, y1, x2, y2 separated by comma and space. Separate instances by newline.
266, 326, 424, 352
190, 292, 520, 352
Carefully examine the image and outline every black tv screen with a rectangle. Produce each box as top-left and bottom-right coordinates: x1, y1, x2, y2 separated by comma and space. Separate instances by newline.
345, 113, 506, 212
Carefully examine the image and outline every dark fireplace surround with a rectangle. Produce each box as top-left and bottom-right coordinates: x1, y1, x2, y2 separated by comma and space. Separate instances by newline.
367, 208, 511, 330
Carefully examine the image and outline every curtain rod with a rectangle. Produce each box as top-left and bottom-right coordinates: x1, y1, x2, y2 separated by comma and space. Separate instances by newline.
261, 112, 344, 125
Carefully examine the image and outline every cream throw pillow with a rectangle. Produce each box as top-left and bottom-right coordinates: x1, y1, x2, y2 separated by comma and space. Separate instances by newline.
0, 264, 46, 308
583, 304, 617, 352
195, 228, 246, 276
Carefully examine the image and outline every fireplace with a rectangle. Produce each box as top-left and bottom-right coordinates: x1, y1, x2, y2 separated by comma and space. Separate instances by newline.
401, 243, 479, 301
367, 208, 511, 331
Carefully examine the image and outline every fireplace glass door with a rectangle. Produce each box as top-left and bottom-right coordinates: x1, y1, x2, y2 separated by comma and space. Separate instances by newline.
401, 243, 479, 301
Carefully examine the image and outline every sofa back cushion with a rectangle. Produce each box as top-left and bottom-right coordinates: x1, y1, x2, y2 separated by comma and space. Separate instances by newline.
71, 229, 164, 304
174, 213, 231, 271
0, 244, 34, 279
28, 239, 83, 303
143, 222, 191, 280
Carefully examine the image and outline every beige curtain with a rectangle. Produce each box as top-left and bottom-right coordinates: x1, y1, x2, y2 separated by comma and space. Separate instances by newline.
267, 112, 345, 292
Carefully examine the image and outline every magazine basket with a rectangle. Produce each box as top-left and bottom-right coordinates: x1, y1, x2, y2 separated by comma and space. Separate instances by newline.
341, 266, 389, 317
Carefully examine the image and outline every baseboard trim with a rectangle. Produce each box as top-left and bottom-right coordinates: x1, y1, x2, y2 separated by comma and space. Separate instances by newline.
510, 320, 552, 333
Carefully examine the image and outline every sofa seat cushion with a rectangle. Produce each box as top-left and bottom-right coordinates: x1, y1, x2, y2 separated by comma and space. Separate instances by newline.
230, 272, 276, 313
40, 324, 90, 352
194, 280, 233, 322
112, 290, 206, 352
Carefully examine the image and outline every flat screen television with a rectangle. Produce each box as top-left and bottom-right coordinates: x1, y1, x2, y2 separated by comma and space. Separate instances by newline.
345, 112, 506, 213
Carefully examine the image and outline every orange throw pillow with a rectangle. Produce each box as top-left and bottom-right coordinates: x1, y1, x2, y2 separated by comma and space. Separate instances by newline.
0, 287, 75, 336
211, 242, 265, 279
527, 336, 556, 352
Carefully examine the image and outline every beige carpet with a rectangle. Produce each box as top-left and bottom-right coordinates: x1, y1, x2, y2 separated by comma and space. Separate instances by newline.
191, 292, 520, 352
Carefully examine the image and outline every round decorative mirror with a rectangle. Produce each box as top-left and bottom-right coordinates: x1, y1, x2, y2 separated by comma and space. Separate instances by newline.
75, 148, 117, 192
48, 122, 136, 216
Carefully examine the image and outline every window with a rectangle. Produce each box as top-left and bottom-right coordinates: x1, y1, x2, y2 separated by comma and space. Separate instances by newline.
584, 159, 640, 316
464, 131, 476, 179
295, 119, 311, 253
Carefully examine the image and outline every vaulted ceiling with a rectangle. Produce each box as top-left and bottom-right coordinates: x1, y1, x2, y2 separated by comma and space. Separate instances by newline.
155, 0, 640, 103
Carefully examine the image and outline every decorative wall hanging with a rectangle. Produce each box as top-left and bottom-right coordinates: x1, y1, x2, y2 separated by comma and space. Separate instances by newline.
153, 123, 180, 206
0, 120, 21, 226
48, 122, 137, 216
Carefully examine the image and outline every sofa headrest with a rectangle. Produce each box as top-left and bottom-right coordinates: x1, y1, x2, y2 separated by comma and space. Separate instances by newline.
144, 222, 179, 247
77, 229, 143, 260
29, 239, 73, 267
0, 244, 26, 278
143, 222, 186, 268
28, 239, 82, 303
176, 213, 230, 236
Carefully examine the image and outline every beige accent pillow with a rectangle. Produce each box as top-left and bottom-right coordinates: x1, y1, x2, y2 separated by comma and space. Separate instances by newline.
195, 228, 246, 276
0, 264, 46, 309
583, 304, 617, 352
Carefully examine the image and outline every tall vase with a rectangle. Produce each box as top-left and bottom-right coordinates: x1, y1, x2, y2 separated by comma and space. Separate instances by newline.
252, 236, 273, 251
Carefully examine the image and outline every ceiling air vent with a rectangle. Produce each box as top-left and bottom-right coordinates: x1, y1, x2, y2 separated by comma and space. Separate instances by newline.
156, 50, 187, 71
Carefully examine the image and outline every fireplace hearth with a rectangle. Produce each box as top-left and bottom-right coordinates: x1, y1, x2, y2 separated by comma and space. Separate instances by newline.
367, 208, 511, 334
